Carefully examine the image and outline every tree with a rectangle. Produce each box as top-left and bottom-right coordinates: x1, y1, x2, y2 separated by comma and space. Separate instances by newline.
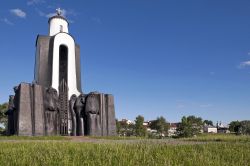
240, 120, 250, 135
203, 120, 213, 126
177, 115, 203, 137
229, 121, 241, 134
116, 119, 121, 134
0, 103, 8, 133
116, 120, 135, 136
134, 115, 146, 137
126, 123, 135, 136
149, 116, 169, 137
229, 120, 250, 135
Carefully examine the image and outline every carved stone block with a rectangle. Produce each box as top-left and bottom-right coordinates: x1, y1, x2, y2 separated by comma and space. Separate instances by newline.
33, 84, 45, 136
17, 83, 33, 136
106, 94, 116, 136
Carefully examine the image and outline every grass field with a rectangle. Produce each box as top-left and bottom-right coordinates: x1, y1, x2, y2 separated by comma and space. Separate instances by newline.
0, 134, 249, 166
181, 133, 250, 142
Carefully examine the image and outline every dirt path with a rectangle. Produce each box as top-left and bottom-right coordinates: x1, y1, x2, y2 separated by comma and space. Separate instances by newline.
0, 137, 207, 145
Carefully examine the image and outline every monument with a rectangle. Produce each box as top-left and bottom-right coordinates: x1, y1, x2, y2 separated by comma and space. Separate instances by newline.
5, 9, 116, 136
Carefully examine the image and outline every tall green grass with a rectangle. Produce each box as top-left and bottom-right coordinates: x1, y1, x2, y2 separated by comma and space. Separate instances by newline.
181, 134, 250, 142
89, 136, 145, 140
0, 142, 249, 166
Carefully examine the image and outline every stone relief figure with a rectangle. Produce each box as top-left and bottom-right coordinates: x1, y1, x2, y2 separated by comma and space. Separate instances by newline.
74, 94, 85, 136
44, 87, 59, 135
13, 86, 19, 135
5, 95, 15, 135
69, 94, 77, 136
85, 92, 101, 136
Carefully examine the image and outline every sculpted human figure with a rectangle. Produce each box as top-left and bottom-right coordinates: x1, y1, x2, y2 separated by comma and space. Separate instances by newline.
13, 86, 19, 134
69, 94, 77, 136
5, 95, 15, 135
44, 87, 59, 135
85, 92, 101, 136
74, 94, 85, 136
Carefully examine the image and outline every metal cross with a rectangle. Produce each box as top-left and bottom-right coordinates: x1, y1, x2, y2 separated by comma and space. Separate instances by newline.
56, 8, 62, 16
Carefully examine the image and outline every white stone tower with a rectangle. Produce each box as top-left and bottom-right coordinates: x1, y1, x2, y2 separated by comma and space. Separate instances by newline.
34, 8, 82, 99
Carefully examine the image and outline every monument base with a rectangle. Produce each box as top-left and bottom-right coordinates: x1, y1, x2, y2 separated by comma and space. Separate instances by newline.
6, 83, 116, 136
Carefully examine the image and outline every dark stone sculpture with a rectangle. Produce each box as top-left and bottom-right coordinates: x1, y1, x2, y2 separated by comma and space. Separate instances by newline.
85, 92, 101, 136
6, 84, 116, 136
69, 94, 77, 136
43, 87, 59, 135
74, 94, 85, 136
5, 95, 15, 135
58, 79, 68, 135
12, 86, 19, 135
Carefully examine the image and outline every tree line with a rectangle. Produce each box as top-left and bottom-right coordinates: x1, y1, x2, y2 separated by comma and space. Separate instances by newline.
116, 115, 170, 138
117, 115, 250, 138
229, 120, 250, 135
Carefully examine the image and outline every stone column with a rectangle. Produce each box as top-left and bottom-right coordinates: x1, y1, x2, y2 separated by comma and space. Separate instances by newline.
17, 83, 33, 136
106, 94, 116, 136
33, 84, 45, 136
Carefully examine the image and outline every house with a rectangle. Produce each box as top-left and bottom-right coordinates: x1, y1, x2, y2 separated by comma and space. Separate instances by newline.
217, 122, 230, 133
143, 121, 157, 133
118, 119, 135, 136
121, 119, 134, 125
168, 123, 180, 136
203, 125, 217, 133
143, 121, 150, 127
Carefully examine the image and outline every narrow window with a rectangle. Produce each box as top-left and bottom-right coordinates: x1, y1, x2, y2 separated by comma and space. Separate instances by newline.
59, 45, 68, 84
60, 25, 63, 32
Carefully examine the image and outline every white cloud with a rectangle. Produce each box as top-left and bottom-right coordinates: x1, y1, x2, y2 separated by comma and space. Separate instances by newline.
68, 19, 74, 24
1, 18, 14, 25
45, 13, 54, 18
65, 9, 77, 17
239, 61, 250, 68
27, 0, 45, 5
199, 104, 213, 108
35, 9, 45, 17
10, 9, 26, 18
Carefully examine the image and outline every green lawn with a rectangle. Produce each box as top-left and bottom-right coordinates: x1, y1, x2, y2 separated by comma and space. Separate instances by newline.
0, 134, 249, 166
181, 133, 250, 142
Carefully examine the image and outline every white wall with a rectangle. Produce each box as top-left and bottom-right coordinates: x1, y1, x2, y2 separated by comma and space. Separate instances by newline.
49, 18, 68, 36
52, 33, 80, 99
204, 126, 217, 133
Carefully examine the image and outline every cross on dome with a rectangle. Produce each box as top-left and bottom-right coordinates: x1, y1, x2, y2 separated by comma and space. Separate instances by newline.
56, 8, 62, 16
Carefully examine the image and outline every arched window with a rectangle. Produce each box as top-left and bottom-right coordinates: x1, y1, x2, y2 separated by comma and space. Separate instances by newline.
59, 45, 68, 136
59, 45, 68, 84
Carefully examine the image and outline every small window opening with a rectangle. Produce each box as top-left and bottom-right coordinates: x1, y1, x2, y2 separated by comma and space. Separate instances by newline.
60, 25, 63, 32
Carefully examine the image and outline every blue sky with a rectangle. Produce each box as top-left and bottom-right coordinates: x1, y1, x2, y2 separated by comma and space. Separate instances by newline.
1, 0, 250, 124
